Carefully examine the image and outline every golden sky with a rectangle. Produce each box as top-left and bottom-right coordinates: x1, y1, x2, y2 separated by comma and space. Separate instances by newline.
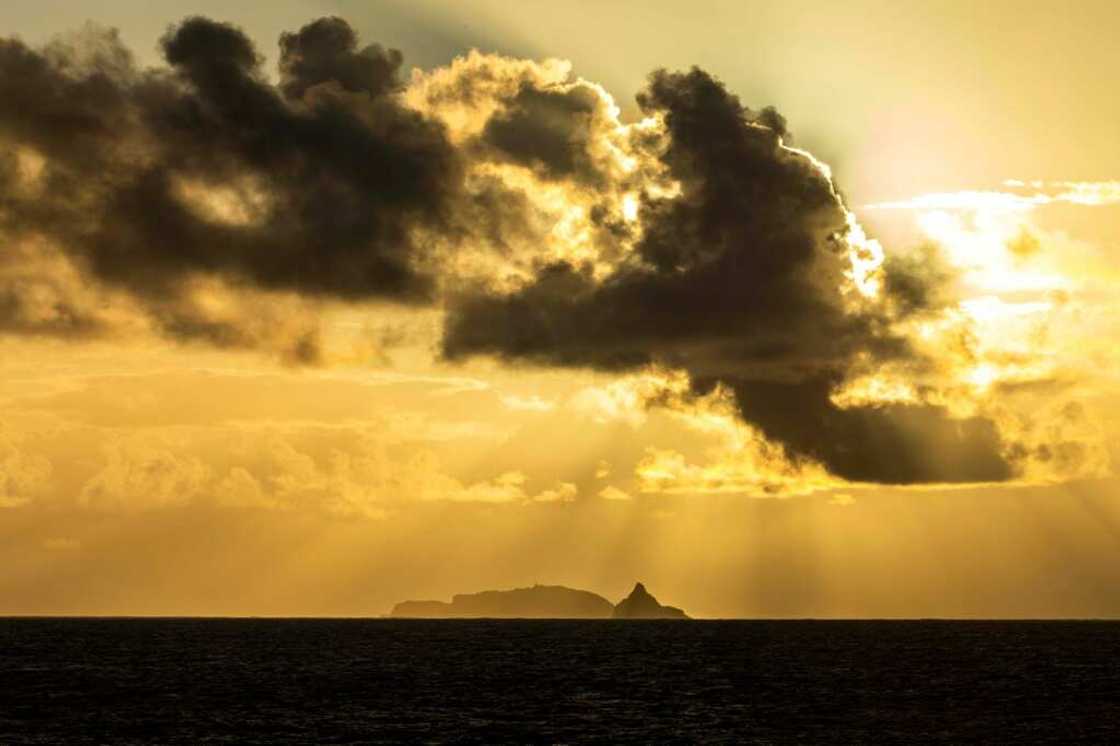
0, 1, 1118, 617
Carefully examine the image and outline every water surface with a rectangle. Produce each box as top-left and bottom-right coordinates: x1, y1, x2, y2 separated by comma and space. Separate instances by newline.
2, 619, 1117, 743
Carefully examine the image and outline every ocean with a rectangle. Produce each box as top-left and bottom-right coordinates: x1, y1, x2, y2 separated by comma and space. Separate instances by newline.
2, 618, 1118, 743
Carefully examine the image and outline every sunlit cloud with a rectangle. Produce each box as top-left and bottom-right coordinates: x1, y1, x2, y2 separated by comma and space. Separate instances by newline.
865, 180, 1120, 212
598, 485, 633, 501
500, 394, 557, 412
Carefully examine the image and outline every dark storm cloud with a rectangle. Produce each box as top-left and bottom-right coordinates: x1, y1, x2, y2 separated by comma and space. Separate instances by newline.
139, 16, 458, 301
0, 33, 130, 171
444, 67, 881, 376
444, 68, 1012, 484
445, 69, 862, 371
713, 376, 1011, 483
478, 82, 606, 185
278, 16, 404, 101
0, 16, 464, 350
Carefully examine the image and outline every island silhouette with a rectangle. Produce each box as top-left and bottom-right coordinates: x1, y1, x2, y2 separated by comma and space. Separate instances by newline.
390, 582, 688, 619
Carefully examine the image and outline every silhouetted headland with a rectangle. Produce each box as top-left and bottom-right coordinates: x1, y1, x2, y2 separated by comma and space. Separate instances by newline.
612, 582, 689, 619
390, 582, 688, 619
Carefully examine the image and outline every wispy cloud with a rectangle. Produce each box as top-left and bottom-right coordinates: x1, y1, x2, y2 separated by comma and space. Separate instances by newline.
865, 181, 1120, 212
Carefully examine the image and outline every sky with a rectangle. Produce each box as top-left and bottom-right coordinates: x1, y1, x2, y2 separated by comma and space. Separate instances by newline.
0, 0, 1118, 618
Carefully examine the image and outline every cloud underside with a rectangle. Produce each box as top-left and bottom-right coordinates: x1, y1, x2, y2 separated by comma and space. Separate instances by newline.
0, 16, 1104, 488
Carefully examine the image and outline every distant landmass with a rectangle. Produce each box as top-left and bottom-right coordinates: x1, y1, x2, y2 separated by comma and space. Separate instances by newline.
391, 585, 613, 619
612, 582, 688, 619
390, 582, 688, 619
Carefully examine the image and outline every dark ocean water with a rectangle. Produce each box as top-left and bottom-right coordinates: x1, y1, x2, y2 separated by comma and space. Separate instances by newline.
2, 619, 1118, 744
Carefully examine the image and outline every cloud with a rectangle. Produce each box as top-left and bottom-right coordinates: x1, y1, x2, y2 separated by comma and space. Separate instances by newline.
277, 17, 403, 102
500, 393, 556, 412
0, 18, 462, 354
598, 485, 632, 501
442, 68, 1011, 484
851, 186, 1118, 485
532, 482, 578, 503
9, 418, 581, 515
632, 381, 846, 497
0, 236, 149, 340
0, 426, 52, 507
865, 180, 1120, 212
0, 17, 1106, 488
0, 22, 641, 358
569, 371, 683, 426
80, 438, 211, 510
477, 81, 614, 186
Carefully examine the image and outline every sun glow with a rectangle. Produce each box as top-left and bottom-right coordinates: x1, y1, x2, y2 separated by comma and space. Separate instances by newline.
915, 209, 1070, 295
